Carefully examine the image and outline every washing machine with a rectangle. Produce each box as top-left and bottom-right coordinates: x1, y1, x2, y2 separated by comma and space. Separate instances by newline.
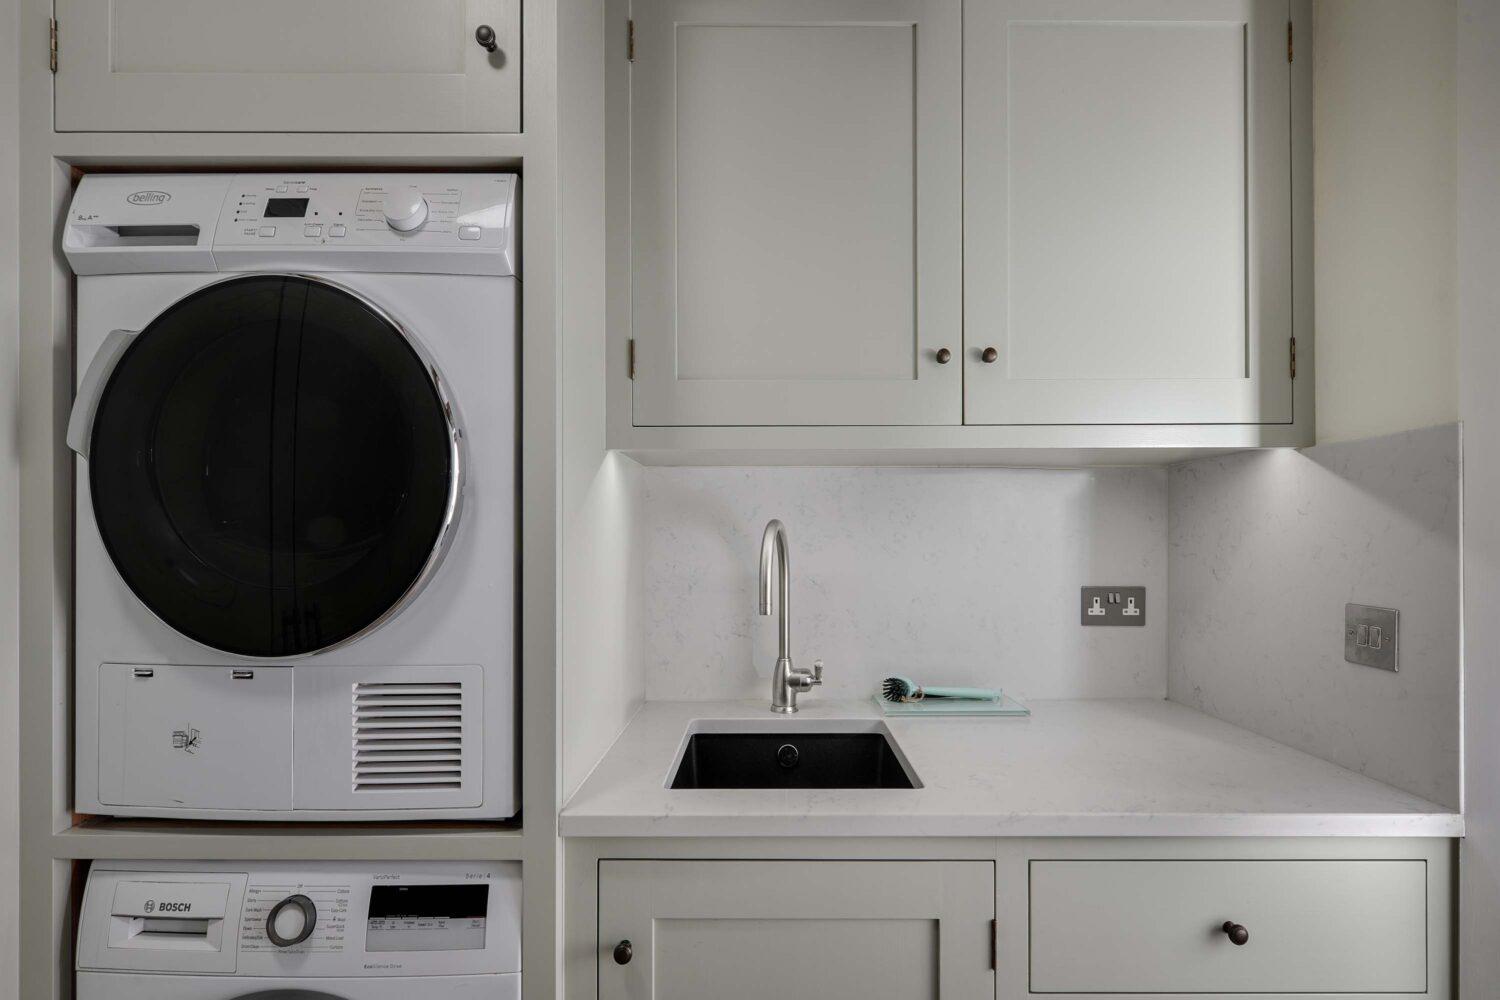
63, 173, 518, 820
77, 861, 522, 999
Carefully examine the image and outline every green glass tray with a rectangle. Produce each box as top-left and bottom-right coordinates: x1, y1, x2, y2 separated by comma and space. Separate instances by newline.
872, 693, 1030, 717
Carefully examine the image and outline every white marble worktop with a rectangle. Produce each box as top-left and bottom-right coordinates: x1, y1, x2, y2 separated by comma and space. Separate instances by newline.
559, 699, 1462, 838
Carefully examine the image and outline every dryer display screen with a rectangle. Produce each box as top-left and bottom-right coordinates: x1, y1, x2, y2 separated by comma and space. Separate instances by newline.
264, 198, 309, 217
366, 884, 487, 952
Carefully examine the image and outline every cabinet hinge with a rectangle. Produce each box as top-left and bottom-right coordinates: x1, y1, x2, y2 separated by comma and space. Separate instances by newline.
1290, 337, 1297, 379
48, 18, 58, 73
1287, 20, 1293, 62
628, 19, 635, 62
990, 919, 998, 970
628, 338, 636, 380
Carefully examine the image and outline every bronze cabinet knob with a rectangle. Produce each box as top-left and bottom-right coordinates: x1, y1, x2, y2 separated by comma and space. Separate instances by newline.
613, 939, 634, 964
1221, 921, 1250, 946
475, 24, 499, 52
935, 348, 952, 364
980, 347, 999, 364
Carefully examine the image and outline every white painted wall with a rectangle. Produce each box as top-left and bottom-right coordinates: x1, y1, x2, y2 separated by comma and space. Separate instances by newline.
638, 466, 1167, 703
559, 0, 646, 799
1312, 0, 1457, 443
1457, 0, 1500, 991
0, 0, 19, 994
1167, 425, 1462, 808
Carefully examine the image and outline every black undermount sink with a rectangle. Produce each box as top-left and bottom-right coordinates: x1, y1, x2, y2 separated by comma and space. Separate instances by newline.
669, 725, 918, 789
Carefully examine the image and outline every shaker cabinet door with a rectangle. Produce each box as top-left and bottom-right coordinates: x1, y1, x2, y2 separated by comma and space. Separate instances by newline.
54, 0, 520, 132
963, 0, 1295, 425
598, 860, 995, 1000
628, 0, 963, 426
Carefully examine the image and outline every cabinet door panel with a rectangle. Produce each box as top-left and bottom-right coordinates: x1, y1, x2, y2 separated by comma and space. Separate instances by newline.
964, 0, 1293, 425
630, 0, 962, 426
55, 0, 520, 132
599, 860, 993, 1000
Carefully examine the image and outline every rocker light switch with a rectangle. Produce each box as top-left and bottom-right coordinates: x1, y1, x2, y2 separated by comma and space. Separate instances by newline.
1080, 587, 1146, 626
1345, 603, 1398, 672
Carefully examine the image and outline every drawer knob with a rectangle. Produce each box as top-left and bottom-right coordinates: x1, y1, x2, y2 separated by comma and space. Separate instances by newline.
613, 939, 634, 965
935, 348, 952, 364
475, 24, 499, 52
1221, 921, 1250, 946
981, 347, 999, 364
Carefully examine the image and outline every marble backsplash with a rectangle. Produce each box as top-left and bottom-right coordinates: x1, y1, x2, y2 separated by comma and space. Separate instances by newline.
638, 465, 1167, 703
1167, 424, 1462, 808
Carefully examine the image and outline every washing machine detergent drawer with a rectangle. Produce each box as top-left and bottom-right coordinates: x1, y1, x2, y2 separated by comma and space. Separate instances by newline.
77, 862, 522, 1000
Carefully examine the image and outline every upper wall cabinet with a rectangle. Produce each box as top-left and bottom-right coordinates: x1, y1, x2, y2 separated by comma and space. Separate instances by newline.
963, 0, 1293, 425
628, 0, 963, 426
621, 0, 1306, 436
54, 0, 520, 132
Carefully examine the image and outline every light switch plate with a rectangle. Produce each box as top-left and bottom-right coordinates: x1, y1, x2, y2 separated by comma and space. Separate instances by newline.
1080, 586, 1146, 626
1345, 603, 1398, 672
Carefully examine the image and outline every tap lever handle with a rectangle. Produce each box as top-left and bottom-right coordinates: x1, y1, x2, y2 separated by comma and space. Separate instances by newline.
812, 659, 824, 684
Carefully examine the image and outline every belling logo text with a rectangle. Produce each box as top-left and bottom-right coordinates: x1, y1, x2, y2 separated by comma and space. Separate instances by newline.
126, 190, 171, 206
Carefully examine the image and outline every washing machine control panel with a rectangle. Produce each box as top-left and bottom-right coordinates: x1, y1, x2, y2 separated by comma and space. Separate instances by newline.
62, 172, 519, 277
78, 862, 523, 979
218, 174, 514, 251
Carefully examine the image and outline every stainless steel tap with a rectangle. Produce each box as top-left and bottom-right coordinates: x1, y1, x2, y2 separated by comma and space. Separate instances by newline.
759, 519, 822, 712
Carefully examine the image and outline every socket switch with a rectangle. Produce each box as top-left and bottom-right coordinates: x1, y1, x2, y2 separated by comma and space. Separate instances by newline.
1345, 603, 1398, 672
1080, 586, 1146, 627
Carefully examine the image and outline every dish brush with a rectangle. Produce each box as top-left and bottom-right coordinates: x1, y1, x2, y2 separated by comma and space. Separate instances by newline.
881, 675, 1001, 703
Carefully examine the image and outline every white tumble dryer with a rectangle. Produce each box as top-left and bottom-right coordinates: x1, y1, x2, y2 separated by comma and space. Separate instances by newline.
77, 861, 522, 999
63, 173, 518, 820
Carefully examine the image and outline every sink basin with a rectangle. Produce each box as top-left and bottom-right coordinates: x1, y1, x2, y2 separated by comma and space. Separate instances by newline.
668, 719, 920, 789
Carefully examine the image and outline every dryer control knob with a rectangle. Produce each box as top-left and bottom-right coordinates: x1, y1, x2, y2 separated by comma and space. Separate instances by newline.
383, 186, 429, 232
266, 893, 317, 948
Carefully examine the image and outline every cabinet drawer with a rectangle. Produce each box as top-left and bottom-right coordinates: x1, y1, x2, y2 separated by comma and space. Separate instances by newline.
1029, 860, 1426, 994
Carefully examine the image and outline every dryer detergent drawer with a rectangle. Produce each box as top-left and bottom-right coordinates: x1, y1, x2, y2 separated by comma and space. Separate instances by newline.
97, 663, 293, 810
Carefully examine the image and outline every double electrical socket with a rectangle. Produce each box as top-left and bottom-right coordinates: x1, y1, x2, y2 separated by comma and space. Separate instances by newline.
1080, 586, 1146, 626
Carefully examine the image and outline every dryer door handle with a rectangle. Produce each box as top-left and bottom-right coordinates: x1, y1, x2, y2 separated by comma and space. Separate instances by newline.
228, 992, 345, 999
67, 328, 137, 458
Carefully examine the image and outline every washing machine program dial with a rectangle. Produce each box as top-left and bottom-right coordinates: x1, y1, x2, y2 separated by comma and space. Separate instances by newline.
382, 186, 430, 232
266, 893, 318, 948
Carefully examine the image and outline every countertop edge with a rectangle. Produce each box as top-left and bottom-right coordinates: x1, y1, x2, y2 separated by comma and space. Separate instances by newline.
558, 812, 1465, 839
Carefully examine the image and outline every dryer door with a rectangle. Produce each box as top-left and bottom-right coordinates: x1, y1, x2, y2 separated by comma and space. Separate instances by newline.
84, 273, 461, 658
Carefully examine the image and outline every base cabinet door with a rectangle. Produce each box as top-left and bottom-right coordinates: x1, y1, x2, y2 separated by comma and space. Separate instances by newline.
54, 0, 520, 132
598, 860, 995, 999
963, 0, 1294, 425
628, 0, 963, 427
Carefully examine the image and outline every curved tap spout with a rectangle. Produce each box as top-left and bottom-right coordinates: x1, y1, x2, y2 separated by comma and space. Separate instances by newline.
759, 519, 789, 644
758, 519, 819, 712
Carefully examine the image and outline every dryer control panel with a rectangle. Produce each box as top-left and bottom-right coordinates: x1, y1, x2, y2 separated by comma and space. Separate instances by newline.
63, 173, 519, 277
77, 861, 522, 979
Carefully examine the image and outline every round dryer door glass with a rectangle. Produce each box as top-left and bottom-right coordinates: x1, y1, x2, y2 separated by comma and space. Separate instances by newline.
87, 274, 459, 658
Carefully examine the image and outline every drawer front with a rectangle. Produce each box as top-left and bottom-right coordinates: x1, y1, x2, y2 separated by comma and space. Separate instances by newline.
1030, 860, 1426, 994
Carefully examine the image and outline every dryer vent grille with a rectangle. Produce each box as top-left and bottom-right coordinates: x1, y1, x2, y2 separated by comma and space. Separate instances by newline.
352, 682, 465, 792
